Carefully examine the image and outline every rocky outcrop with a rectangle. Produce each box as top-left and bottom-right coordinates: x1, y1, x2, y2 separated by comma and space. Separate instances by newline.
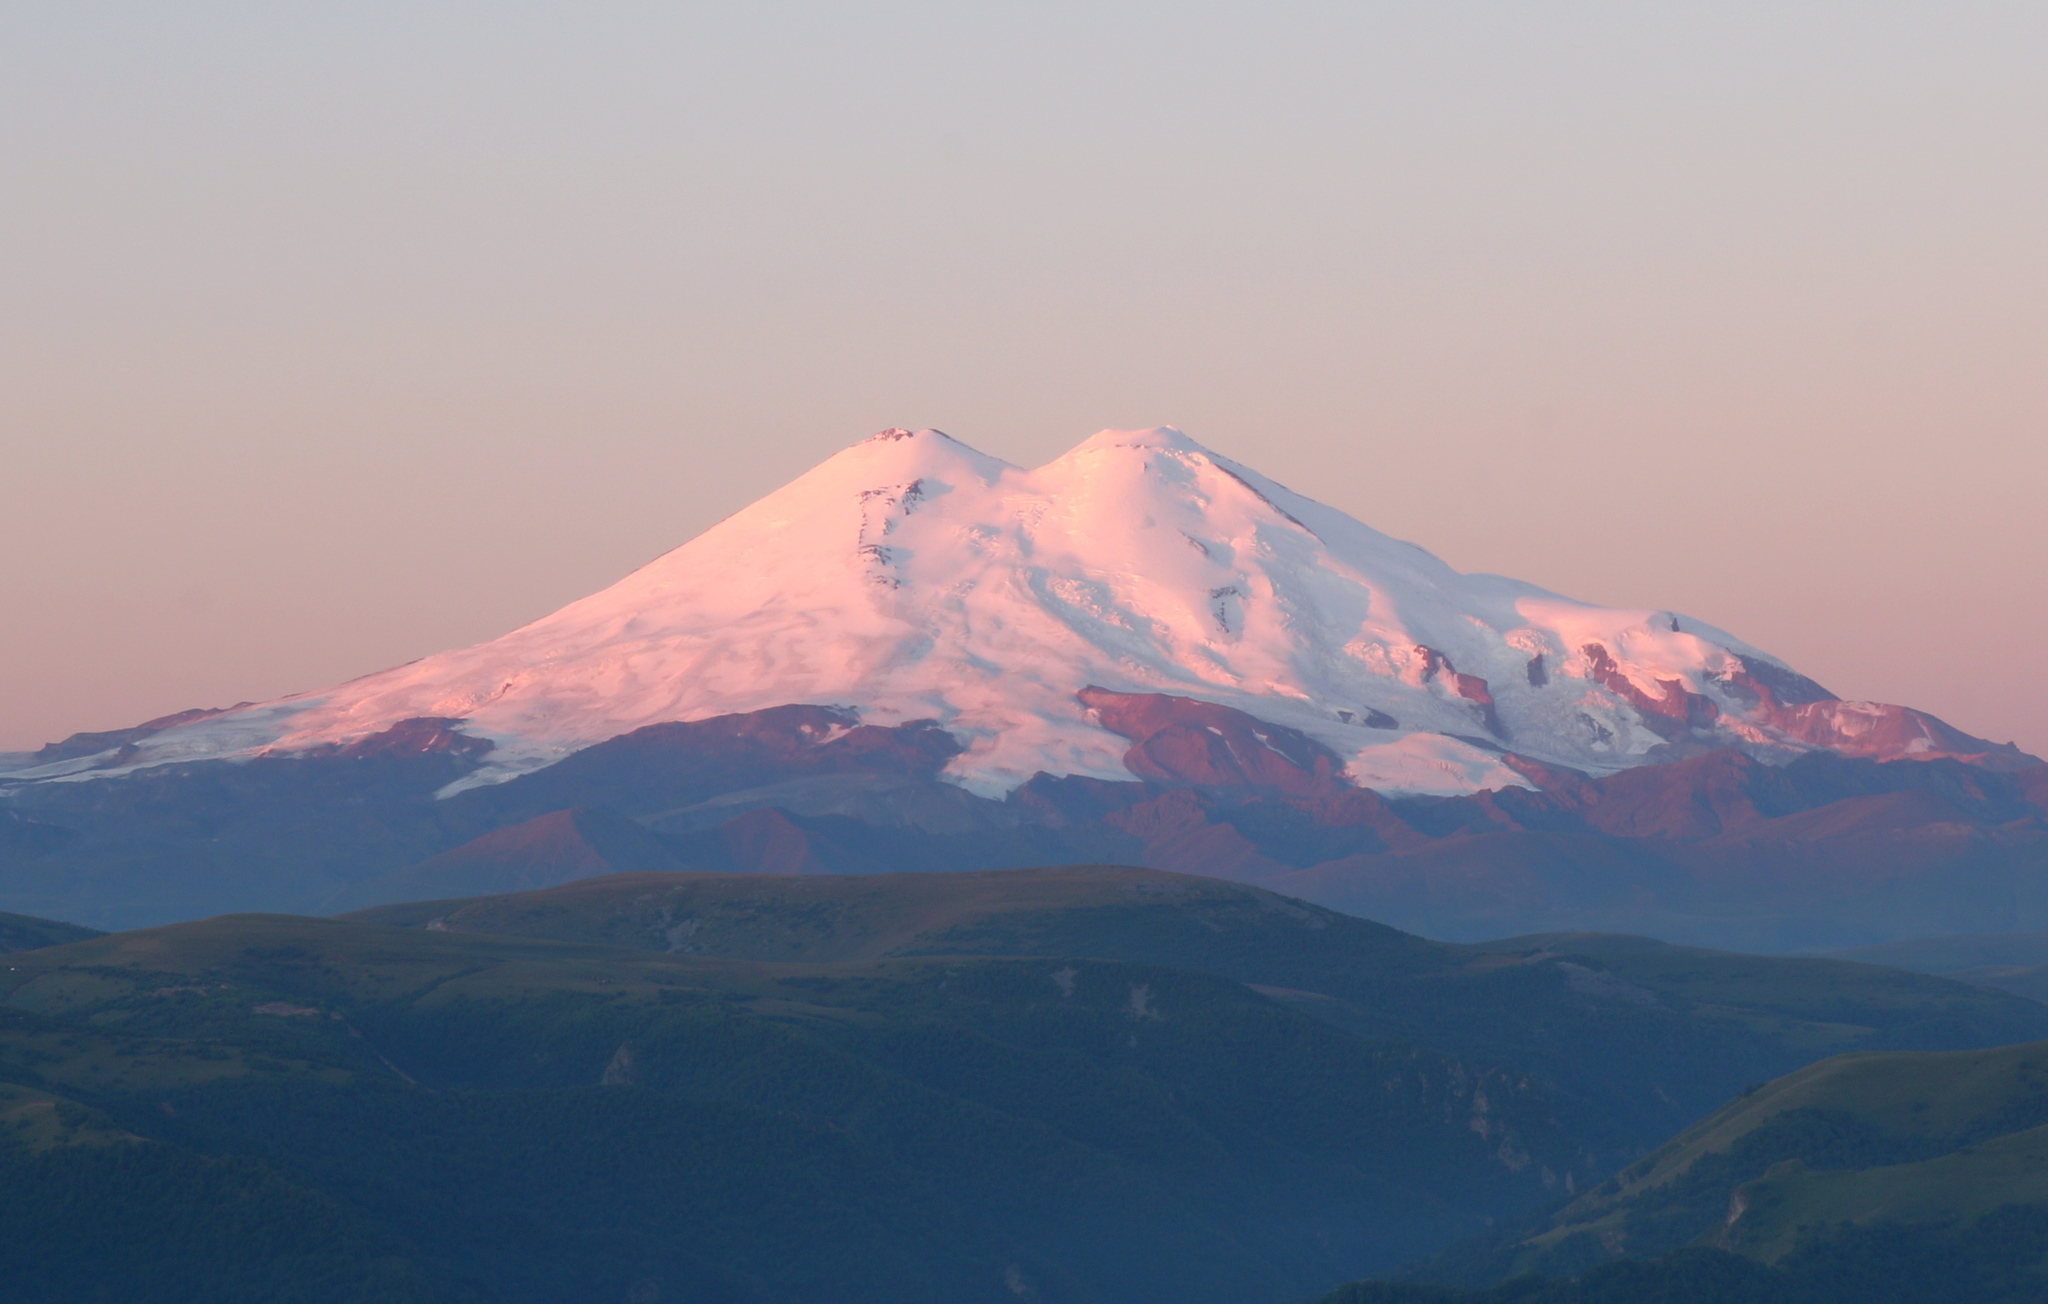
1078, 687, 1352, 797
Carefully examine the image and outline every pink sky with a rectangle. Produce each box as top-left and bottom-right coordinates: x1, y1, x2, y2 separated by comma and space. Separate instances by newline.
4, 5, 2045, 760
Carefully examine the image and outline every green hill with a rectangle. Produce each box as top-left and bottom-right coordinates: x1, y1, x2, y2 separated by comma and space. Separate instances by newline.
0, 908, 102, 953
0, 909, 1580, 1304
1509, 1040, 2048, 1265
341, 866, 2048, 1155
10, 868, 2048, 1302
1349, 1039, 2048, 1302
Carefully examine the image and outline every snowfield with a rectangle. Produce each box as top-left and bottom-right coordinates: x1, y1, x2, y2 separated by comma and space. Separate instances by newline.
7, 427, 2017, 795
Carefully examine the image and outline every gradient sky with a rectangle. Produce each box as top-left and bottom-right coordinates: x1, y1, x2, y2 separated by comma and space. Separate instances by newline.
4, 3, 2045, 759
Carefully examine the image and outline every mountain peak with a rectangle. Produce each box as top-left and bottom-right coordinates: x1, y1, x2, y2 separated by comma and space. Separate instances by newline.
1046, 427, 1258, 484
1061, 425, 1207, 455
10, 425, 2031, 795
851, 426, 986, 456
802, 426, 1016, 483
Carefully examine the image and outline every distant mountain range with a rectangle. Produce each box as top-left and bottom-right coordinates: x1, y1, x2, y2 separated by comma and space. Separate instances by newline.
2, 428, 2042, 943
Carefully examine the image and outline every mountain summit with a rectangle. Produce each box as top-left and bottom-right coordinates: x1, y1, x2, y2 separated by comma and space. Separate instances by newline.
9, 427, 2028, 796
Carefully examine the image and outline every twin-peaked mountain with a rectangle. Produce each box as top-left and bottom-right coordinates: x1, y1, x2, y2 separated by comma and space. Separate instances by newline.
1, 428, 2042, 940
7, 427, 2026, 792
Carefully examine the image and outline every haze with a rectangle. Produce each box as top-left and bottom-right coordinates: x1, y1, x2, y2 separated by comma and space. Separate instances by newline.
3, 3, 2044, 758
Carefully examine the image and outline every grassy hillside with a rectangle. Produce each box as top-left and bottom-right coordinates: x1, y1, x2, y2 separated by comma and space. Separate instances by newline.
0, 910, 1584, 1304
0, 1002, 471, 1302
13, 868, 2048, 1302
0, 908, 102, 953
342, 866, 2048, 1153
1413, 1038, 2048, 1294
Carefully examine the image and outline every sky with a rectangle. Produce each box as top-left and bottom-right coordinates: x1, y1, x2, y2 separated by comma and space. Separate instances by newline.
3, 2, 2045, 759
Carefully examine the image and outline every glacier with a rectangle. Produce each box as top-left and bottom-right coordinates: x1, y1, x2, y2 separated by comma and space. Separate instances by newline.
6, 426, 2023, 796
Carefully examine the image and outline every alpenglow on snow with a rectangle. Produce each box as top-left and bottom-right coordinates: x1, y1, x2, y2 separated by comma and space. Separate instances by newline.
8, 427, 2025, 795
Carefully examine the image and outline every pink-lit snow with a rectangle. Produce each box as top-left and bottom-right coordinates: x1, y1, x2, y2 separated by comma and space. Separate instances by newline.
7, 428, 1990, 795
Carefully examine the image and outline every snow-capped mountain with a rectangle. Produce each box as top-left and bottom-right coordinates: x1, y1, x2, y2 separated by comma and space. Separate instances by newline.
8, 427, 2027, 796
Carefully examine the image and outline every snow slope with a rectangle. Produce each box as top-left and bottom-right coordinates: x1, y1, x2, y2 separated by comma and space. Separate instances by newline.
8, 428, 2025, 795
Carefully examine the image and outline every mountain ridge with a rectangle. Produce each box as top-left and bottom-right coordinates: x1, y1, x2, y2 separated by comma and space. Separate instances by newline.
5, 427, 2043, 943
331, 863, 2048, 1150
7, 427, 2028, 800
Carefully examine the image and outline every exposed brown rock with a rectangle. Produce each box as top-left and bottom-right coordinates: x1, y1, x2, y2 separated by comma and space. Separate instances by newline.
1580, 643, 1720, 741
1077, 687, 1350, 796
1415, 646, 1505, 737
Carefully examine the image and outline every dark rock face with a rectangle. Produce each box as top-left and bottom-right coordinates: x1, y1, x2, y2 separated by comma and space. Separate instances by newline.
1415, 646, 1505, 737
1559, 646, 2030, 771
1077, 686, 1349, 796
444, 705, 964, 833
1703, 654, 2026, 769
1716, 655, 1838, 707
1581, 642, 1720, 740
0, 718, 502, 928
328, 737, 2048, 949
3, 696, 2047, 949
0, 708, 964, 927
1767, 698, 2032, 766
330, 717, 493, 761
31, 706, 243, 764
